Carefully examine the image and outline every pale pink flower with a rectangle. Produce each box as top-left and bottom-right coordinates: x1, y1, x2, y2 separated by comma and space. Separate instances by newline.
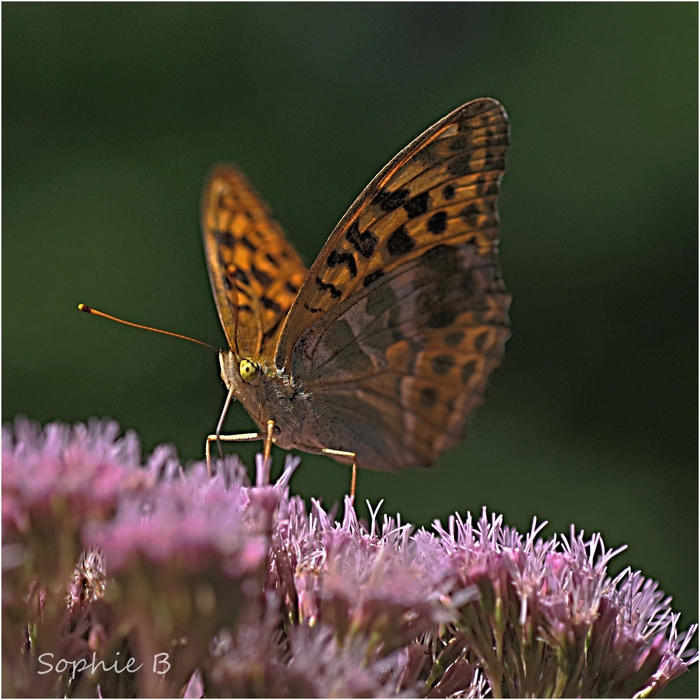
2, 419, 696, 698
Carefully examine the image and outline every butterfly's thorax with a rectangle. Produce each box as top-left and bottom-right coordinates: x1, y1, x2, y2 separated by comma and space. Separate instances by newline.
218, 349, 307, 449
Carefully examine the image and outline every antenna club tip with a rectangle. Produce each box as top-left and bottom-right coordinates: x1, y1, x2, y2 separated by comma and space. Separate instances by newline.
78, 303, 92, 313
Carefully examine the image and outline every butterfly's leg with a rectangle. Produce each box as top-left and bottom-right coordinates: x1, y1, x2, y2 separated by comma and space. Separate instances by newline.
264, 420, 275, 463
207, 389, 270, 476
205, 431, 267, 475
206, 389, 235, 475
321, 448, 358, 503
216, 390, 235, 456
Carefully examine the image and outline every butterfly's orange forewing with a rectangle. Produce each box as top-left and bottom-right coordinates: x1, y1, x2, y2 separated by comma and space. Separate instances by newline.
201, 167, 308, 362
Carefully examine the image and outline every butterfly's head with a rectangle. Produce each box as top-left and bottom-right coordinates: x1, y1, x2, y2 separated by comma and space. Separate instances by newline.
238, 358, 259, 382
218, 350, 260, 390
217, 349, 295, 439
218, 350, 281, 425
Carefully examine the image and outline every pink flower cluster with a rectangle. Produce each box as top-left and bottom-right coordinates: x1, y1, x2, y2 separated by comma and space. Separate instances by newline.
2, 419, 696, 697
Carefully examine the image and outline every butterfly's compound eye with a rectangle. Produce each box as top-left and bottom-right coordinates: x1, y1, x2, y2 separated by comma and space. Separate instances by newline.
239, 358, 259, 382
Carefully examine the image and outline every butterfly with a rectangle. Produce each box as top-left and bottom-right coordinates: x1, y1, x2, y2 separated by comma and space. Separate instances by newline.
201, 98, 511, 482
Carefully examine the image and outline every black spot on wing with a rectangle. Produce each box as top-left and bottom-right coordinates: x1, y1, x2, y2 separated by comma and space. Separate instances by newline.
442, 184, 456, 200
447, 155, 473, 178
431, 354, 455, 376
387, 224, 415, 257
241, 236, 257, 252
261, 296, 282, 313
233, 268, 249, 285
315, 276, 342, 299
461, 203, 480, 227
414, 141, 442, 168
419, 387, 438, 408
346, 221, 378, 258
327, 250, 358, 277
449, 134, 470, 152
250, 264, 272, 287
216, 230, 235, 248
265, 253, 278, 266
404, 191, 430, 219
286, 281, 299, 294
373, 187, 410, 212
427, 211, 447, 235
362, 269, 385, 287
445, 331, 464, 347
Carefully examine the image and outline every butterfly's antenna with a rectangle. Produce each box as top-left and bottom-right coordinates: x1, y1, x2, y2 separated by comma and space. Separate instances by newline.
78, 304, 218, 353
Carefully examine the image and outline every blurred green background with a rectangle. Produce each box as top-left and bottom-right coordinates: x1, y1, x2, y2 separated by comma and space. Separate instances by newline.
3, 4, 697, 694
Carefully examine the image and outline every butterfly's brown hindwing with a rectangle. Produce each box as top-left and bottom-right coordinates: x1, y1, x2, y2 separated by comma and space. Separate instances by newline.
201, 166, 308, 361
275, 98, 511, 471
288, 239, 510, 471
